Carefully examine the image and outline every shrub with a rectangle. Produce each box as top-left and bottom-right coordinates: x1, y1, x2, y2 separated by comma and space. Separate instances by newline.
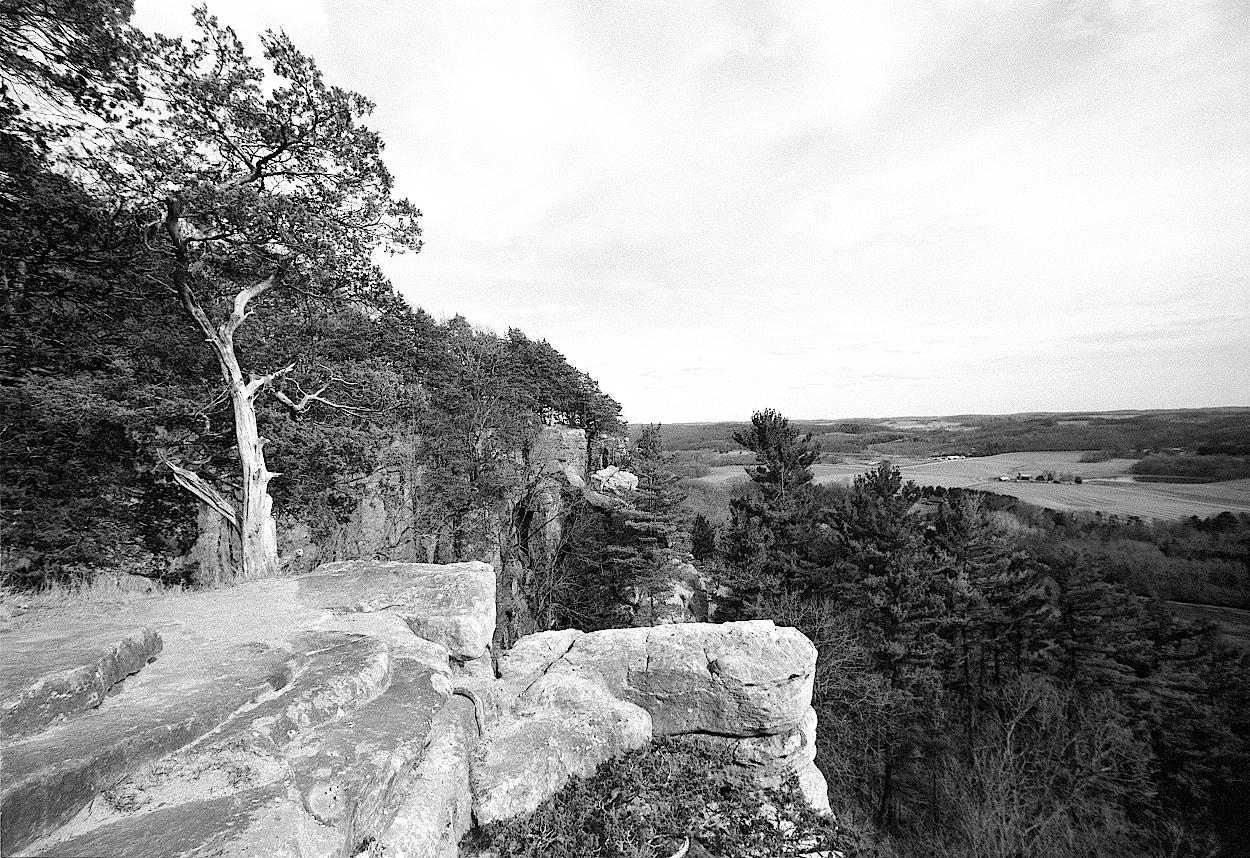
464, 738, 855, 858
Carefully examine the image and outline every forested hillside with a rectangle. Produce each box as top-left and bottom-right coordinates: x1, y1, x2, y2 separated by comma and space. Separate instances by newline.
688, 409, 1250, 858
0, 3, 622, 614
657, 408, 1250, 458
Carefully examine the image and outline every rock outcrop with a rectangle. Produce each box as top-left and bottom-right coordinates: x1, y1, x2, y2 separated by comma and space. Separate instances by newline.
1, 560, 829, 857
477, 621, 831, 822
591, 465, 639, 492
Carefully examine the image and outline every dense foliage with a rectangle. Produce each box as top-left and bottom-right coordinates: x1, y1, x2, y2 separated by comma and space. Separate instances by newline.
0, 5, 622, 592
701, 410, 1250, 858
1130, 453, 1250, 482
544, 424, 691, 630
466, 738, 864, 858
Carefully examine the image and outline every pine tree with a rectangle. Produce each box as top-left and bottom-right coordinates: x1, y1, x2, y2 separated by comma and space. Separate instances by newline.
691, 513, 717, 561
732, 409, 820, 507
822, 462, 949, 826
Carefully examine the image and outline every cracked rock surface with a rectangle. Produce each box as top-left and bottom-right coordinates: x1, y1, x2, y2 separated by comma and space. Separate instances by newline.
2, 563, 830, 856
478, 620, 828, 821
0, 562, 491, 858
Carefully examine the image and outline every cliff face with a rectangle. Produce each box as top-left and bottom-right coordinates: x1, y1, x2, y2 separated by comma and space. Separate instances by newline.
0, 560, 829, 857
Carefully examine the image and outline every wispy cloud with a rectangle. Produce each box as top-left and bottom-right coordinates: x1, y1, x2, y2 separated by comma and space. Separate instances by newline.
136, 0, 1250, 421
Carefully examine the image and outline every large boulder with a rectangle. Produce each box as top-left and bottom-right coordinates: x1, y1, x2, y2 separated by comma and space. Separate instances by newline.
534, 621, 815, 736
301, 560, 496, 660
471, 671, 652, 825
591, 466, 639, 492
480, 621, 827, 823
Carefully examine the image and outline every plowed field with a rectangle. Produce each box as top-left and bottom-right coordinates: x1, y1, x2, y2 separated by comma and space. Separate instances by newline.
697, 452, 1250, 519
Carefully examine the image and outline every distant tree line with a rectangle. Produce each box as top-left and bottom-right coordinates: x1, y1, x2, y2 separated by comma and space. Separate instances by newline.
656, 410, 1250, 460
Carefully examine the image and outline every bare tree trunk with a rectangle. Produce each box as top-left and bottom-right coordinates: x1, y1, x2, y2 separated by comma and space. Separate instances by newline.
227, 362, 280, 580
165, 199, 282, 582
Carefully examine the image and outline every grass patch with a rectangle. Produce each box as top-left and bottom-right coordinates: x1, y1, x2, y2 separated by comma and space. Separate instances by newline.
0, 573, 180, 615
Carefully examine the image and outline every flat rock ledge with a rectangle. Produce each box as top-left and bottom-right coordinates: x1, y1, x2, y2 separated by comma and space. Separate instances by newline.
1, 562, 490, 858
1, 561, 829, 857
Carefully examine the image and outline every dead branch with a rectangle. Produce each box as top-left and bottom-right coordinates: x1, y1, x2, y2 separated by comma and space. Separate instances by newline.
160, 457, 239, 531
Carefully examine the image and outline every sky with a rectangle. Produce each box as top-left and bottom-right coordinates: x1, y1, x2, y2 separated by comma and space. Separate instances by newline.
133, 0, 1250, 423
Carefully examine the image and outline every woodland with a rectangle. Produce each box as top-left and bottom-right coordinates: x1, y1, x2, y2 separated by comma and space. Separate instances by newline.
1, 2, 622, 596
3, 4, 1249, 858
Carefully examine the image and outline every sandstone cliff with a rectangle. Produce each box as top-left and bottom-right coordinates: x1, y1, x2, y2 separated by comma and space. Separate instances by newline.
1, 560, 828, 858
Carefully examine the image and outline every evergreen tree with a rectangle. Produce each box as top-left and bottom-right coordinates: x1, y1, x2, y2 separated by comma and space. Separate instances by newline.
732, 408, 820, 506
691, 513, 718, 561
717, 409, 821, 618
824, 462, 947, 826
606, 425, 689, 625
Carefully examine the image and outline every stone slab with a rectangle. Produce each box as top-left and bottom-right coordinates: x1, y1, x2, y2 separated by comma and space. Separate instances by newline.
300, 561, 496, 659
1, 624, 162, 738
2, 641, 294, 855
546, 621, 816, 736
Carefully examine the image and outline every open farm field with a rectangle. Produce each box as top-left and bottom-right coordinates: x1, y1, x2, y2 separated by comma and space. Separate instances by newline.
699, 451, 1138, 489
966, 478, 1250, 519
695, 452, 1250, 519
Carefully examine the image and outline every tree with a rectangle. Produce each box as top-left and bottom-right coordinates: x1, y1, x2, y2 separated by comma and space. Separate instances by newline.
87, 10, 421, 580
691, 513, 717, 561
597, 425, 688, 626
732, 409, 820, 506
718, 409, 821, 618
0, 0, 143, 136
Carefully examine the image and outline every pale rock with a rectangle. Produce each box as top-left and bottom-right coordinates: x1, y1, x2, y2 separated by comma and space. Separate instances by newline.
471, 672, 652, 825
693, 707, 818, 776
302, 560, 496, 660
795, 762, 833, 815
591, 466, 640, 492
547, 621, 816, 736
376, 696, 479, 858
496, 628, 584, 697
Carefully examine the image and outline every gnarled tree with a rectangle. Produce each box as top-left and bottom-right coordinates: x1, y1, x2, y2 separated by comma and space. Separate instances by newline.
92, 10, 421, 580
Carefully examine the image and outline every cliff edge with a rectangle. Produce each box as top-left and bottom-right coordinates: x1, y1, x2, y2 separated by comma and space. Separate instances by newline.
0, 561, 828, 857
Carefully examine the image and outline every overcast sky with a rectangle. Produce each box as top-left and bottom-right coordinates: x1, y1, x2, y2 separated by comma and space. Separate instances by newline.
135, 0, 1249, 423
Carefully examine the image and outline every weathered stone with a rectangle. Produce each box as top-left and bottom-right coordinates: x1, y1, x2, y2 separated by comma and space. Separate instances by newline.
546, 621, 816, 736
379, 696, 479, 858
592, 466, 639, 492
36, 779, 353, 858
471, 673, 652, 825
284, 659, 448, 841
329, 453, 418, 564
688, 707, 831, 813
1, 625, 163, 739
2, 641, 294, 855
530, 425, 588, 487
691, 707, 818, 776
2, 559, 498, 856
454, 652, 495, 681
476, 622, 829, 821
496, 628, 583, 695
300, 560, 496, 659
794, 761, 833, 815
